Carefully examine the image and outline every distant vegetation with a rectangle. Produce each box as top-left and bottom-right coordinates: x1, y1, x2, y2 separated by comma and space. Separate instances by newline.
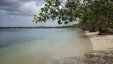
0, 25, 78, 29
33, 0, 113, 34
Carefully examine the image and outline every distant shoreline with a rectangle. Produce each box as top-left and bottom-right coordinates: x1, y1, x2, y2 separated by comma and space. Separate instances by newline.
0, 26, 77, 29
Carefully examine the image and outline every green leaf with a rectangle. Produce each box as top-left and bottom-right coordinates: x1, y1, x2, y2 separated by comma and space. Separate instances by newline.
58, 20, 62, 24
64, 21, 69, 25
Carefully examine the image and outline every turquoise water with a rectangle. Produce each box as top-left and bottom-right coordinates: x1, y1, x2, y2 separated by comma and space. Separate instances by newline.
0, 28, 92, 64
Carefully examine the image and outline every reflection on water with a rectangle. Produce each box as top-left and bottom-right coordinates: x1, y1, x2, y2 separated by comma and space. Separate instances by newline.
0, 28, 92, 64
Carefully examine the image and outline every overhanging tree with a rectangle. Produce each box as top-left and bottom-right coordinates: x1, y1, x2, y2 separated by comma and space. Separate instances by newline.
33, 0, 80, 24
33, 0, 113, 34
79, 0, 113, 34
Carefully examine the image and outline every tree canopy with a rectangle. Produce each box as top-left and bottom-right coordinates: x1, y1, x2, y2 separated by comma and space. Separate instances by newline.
33, 0, 113, 34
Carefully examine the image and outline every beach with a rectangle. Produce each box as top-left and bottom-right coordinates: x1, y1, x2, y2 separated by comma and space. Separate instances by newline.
0, 28, 92, 64
86, 31, 113, 51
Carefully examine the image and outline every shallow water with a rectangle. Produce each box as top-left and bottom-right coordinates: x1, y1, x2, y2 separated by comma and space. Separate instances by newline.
0, 28, 92, 64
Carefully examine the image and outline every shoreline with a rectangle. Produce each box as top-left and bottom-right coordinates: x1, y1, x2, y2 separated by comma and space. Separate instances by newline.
85, 31, 113, 51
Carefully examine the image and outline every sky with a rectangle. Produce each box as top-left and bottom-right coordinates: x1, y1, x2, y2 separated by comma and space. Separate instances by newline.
0, 0, 59, 27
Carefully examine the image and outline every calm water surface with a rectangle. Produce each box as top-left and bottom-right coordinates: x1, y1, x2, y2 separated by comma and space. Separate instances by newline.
0, 28, 92, 64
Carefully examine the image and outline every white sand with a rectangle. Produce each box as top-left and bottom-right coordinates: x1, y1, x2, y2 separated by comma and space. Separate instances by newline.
85, 31, 113, 50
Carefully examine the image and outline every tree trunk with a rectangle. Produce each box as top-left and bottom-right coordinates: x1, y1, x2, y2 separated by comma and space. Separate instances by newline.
98, 28, 108, 35
89, 27, 97, 32
82, 28, 86, 31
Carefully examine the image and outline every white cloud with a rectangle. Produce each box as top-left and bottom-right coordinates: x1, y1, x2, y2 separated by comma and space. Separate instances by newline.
0, 0, 42, 16
21, 1, 37, 15
0, 0, 59, 27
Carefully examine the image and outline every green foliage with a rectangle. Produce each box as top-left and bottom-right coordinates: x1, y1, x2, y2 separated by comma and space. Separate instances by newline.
78, 0, 113, 32
33, 0, 113, 33
33, 0, 80, 25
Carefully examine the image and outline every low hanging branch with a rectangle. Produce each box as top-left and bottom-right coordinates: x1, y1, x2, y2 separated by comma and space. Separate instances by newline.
33, 0, 80, 25
33, 0, 113, 34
